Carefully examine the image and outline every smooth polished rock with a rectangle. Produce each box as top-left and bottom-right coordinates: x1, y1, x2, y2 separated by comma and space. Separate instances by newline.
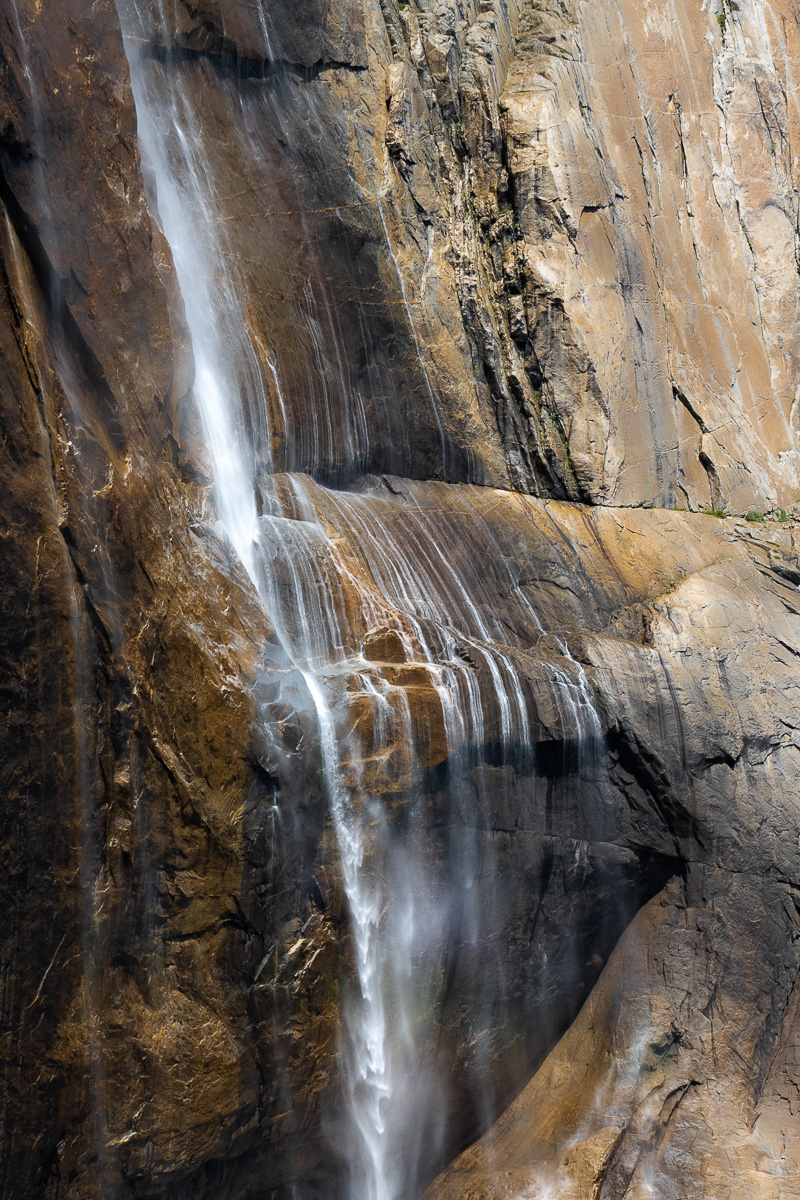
3, 0, 800, 1197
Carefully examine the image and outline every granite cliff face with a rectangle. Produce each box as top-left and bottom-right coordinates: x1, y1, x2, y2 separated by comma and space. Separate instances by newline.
2, 1, 800, 1199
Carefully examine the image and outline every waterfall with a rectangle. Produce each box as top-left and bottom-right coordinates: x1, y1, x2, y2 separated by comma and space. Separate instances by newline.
118, 9, 606, 1197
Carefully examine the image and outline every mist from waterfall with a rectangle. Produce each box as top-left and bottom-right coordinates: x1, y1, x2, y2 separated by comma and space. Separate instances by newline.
117, 9, 607, 1198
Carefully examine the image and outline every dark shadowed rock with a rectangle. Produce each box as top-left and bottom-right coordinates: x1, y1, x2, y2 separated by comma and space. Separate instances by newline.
2, 1, 800, 1199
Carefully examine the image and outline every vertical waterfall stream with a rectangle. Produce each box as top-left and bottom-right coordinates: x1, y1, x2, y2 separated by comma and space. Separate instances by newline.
118, 10, 605, 1198
8, 2, 800, 1196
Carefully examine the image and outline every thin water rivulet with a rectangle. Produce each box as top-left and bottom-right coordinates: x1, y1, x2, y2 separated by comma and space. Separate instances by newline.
118, 7, 604, 1196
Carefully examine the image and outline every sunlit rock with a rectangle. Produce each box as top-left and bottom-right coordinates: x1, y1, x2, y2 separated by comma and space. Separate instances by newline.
2, 0, 800, 1198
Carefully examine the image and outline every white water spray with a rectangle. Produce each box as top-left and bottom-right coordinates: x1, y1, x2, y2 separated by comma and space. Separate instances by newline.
117, 11, 607, 1198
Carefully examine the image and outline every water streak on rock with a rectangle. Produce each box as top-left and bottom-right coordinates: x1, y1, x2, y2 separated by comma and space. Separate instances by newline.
119, 6, 601, 1196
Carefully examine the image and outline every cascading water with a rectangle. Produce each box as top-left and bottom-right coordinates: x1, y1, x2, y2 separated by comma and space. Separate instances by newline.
118, 8, 608, 1197
119, 15, 439, 1194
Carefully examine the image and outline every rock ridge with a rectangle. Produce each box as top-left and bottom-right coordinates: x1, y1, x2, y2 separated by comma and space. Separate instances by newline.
2, 0, 800, 1198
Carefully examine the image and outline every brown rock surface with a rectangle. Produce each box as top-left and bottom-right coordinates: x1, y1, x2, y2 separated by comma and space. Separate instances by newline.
3, 0, 800, 1199
499, 0, 800, 510
424, 507, 800, 1199
107, 0, 800, 510
0, 4, 288, 1194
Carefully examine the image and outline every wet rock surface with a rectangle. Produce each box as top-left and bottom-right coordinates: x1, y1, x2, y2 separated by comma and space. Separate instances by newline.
425, 510, 800, 1199
2, 1, 800, 1199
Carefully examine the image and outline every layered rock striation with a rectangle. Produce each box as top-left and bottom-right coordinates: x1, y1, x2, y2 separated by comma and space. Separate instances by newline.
1, 1, 800, 1198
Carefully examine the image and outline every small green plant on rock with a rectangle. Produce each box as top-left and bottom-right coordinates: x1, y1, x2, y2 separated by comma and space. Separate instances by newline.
745, 509, 765, 522
702, 507, 727, 519
717, 5, 727, 38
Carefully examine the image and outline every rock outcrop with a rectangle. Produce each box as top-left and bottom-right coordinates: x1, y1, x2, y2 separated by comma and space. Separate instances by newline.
424, 509, 800, 1199
2, 0, 800, 1199
0, 3, 272, 1193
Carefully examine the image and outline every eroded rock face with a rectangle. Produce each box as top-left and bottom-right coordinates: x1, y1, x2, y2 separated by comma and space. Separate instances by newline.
499, 0, 800, 511
0, 3, 278, 1193
2, 0, 800, 1199
426, 512, 800, 1199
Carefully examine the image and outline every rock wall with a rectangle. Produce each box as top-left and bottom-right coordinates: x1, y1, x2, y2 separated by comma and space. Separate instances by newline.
1, 1, 800, 1198
129, 0, 800, 509
425, 510, 800, 1199
0, 4, 273, 1193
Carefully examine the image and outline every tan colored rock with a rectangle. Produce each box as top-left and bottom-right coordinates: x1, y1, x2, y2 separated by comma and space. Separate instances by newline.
362, 625, 409, 663
5, 0, 800, 1197
425, 506, 800, 1199
500, 0, 800, 510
